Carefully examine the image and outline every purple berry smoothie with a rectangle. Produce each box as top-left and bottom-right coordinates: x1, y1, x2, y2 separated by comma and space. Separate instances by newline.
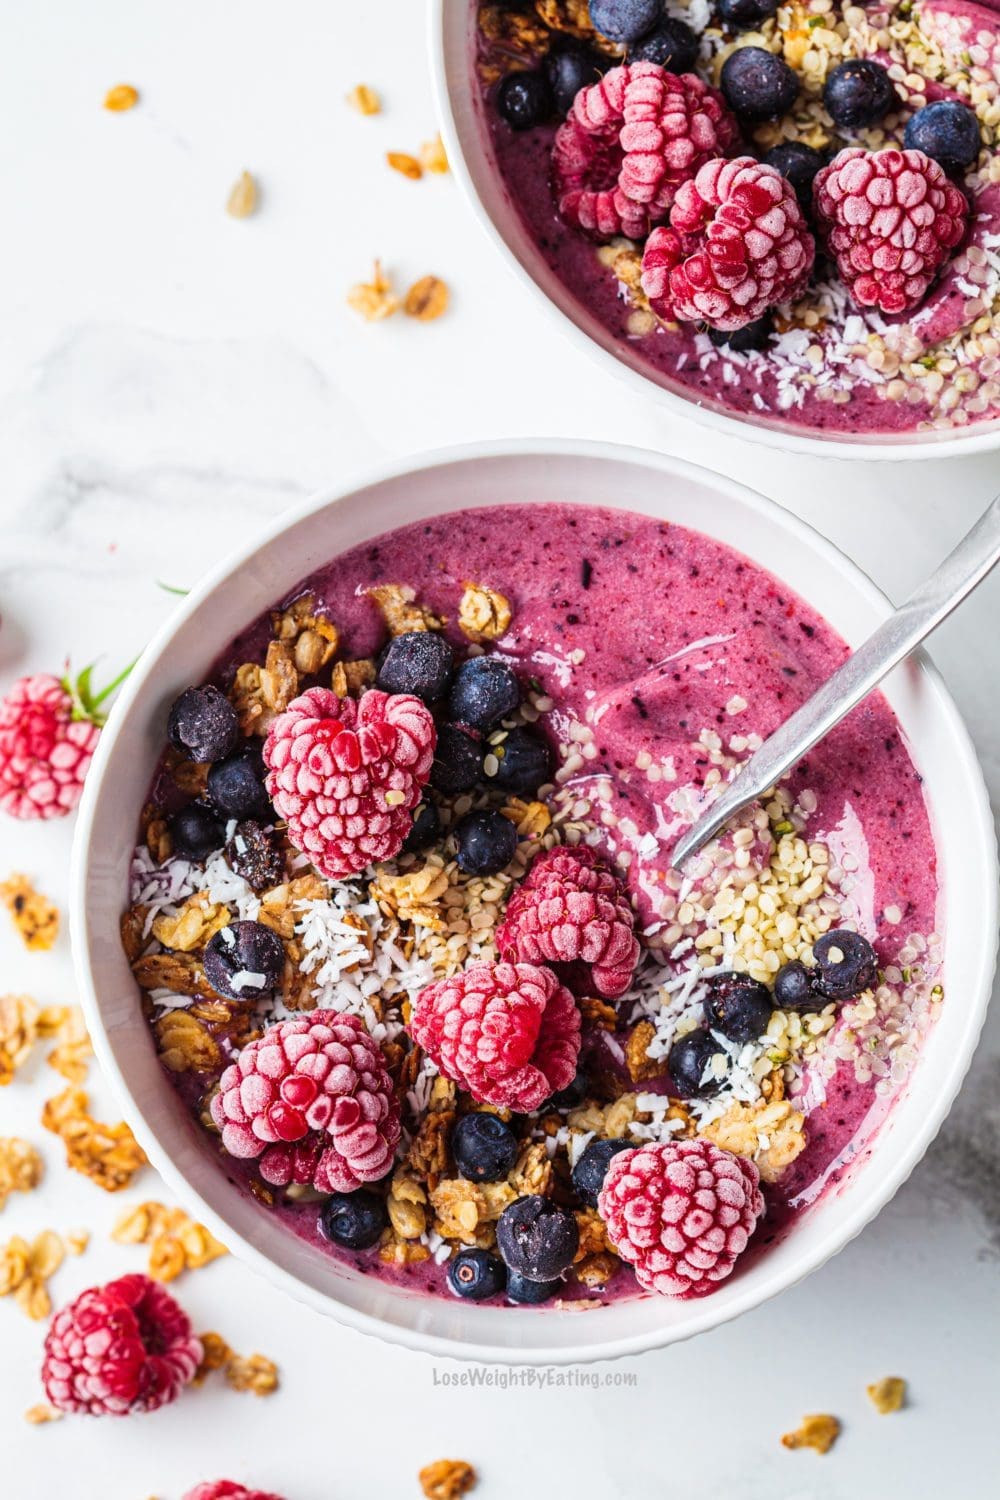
132, 502, 943, 1307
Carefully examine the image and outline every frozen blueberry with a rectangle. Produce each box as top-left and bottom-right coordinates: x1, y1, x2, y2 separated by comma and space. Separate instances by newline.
812, 929, 878, 1001
489, 726, 553, 796
319, 1190, 387, 1251
667, 1029, 724, 1097
507, 1271, 562, 1304
167, 685, 239, 764
168, 803, 225, 861
629, 18, 699, 74
571, 1138, 636, 1209
496, 69, 552, 130
376, 631, 454, 703
823, 59, 898, 129
590, 0, 661, 44
703, 973, 773, 1045
549, 1067, 589, 1111
721, 47, 799, 121
454, 809, 519, 877
225, 820, 285, 892
448, 1249, 507, 1301
430, 724, 484, 795
708, 313, 773, 353
497, 1196, 579, 1281
904, 100, 981, 174
203, 920, 285, 1000
452, 1112, 519, 1183
207, 742, 271, 821
448, 656, 521, 731
773, 958, 825, 1013
546, 42, 605, 116
403, 800, 441, 853
718, 0, 778, 27
763, 141, 826, 213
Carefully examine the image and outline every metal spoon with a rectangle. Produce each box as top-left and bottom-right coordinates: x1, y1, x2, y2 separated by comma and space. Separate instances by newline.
671, 495, 1000, 870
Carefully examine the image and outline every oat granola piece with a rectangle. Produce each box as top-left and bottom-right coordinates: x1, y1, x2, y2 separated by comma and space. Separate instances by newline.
479, 4, 550, 56
331, 658, 377, 698
229, 641, 299, 737
867, 1376, 906, 1414
272, 593, 340, 673
24, 1403, 62, 1425
226, 171, 258, 219
418, 1459, 477, 1500
404, 275, 450, 322
458, 583, 512, 641
421, 133, 449, 173
120, 904, 150, 963
406, 1109, 455, 1178
501, 798, 551, 838
132, 950, 217, 999
579, 996, 618, 1031
152, 894, 231, 954
113, 1200, 228, 1281
365, 582, 445, 634
371, 863, 450, 929
0, 1229, 65, 1320
144, 811, 173, 864
575, 1251, 618, 1288
0, 994, 39, 1084
700, 1097, 807, 1184
347, 83, 381, 115
104, 83, 139, 111
388, 150, 424, 180
41, 1086, 147, 1192
46, 1007, 93, 1084
0, 875, 59, 951
0, 1137, 43, 1209
224, 1351, 279, 1397
257, 873, 327, 939
508, 1140, 552, 1197
153, 1010, 222, 1073
387, 1169, 429, 1240
625, 1020, 663, 1082
167, 752, 211, 797
430, 1177, 491, 1245
347, 259, 401, 322
192, 1330, 232, 1386
781, 1413, 841, 1454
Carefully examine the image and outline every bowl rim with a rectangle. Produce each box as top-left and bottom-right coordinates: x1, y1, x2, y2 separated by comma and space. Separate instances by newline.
428, 0, 1000, 463
71, 438, 998, 1363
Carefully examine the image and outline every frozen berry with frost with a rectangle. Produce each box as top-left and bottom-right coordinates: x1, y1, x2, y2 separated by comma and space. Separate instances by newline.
552, 64, 653, 241
495, 843, 639, 1000
590, 0, 661, 44
823, 59, 898, 129
720, 46, 799, 121
208, 741, 271, 822
497, 1195, 579, 1281
183, 1485, 286, 1500
546, 42, 606, 117
454, 808, 518, 876
812, 929, 878, 1000
703, 972, 773, 1044
447, 655, 521, 731
904, 100, 981, 176
42, 1273, 202, 1416
226, 820, 285, 891
667, 1029, 723, 1097
0, 673, 101, 820
640, 156, 815, 332
773, 958, 825, 1013
430, 724, 484, 794
376, 630, 454, 703
263, 686, 435, 879
403, 799, 441, 852
167, 685, 239, 764
319, 1189, 388, 1251
571, 1137, 636, 1208
489, 725, 553, 796
764, 141, 826, 214
618, 67, 739, 222
408, 960, 581, 1111
598, 1138, 764, 1297
629, 19, 699, 75
448, 1248, 507, 1301
718, 0, 777, 25
708, 312, 773, 352
168, 802, 225, 861
496, 69, 552, 130
452, 1112, 519, 1183
202, 920, 285, 999
210, 1010, 400, 1193
507, 1270, 561, 1303
813, 147, 969, 315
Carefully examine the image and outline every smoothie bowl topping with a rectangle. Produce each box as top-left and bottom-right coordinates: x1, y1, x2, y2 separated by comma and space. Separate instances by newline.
473, 0, 1000, 439
120, 502, 943, 1308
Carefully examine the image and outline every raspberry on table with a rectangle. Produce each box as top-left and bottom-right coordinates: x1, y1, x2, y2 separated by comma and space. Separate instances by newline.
641, 156, 815, 332
0, 673, 100, 820
42, 1273, 202, 1416
598, 1138, 764, 1298
210, 1011, 401, 1194
813, 147, 969, 316
263, 686, 436, 879
408, 959, 581, 1111
495, 844, 639, 1000
183, 1485, 286, 1500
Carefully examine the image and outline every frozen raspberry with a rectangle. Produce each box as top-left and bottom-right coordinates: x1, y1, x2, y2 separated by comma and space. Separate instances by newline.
641, 156, 815, 331
42, 1273, 202, 1416
408, 960, 581, 1111
813, 146, 969, 316
210, 1011, 400, 1194
619, 68, 738, 222
183, 1484, 286, 1500
263, 686, 435, 880
496, 845, 639, 1000
598, 1139, 764, 1298
552, 64, 652, 240
0, 673, 100, 820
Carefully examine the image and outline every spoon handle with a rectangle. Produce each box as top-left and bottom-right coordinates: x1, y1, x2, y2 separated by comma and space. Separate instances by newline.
672, 494, 1000, 868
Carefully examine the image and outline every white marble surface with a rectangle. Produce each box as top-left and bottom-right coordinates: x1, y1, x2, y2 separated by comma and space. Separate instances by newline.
2, 2, 1000, 1496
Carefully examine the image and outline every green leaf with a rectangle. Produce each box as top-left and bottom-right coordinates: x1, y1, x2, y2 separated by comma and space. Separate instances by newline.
156, 580, 190, 596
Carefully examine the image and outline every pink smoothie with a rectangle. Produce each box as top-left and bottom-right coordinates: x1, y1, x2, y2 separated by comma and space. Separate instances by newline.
141, 502, 943, 1306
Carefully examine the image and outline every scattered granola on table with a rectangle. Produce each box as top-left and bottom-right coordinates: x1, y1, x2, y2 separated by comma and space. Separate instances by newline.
867, 1375, 907, 1412
112, 1200, 227, 1280
418, 1459, 477, 1500
41, 1086, 147, 1192
0, 1137, 43, 1209
0, 874, 59, 950
0, 1229, 67, 1321
118, 501, 945, 1310
781, 1412, 842, 1454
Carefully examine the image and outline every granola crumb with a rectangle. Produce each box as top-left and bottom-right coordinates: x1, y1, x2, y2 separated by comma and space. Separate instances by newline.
0, 1229, 66, 1320
45, 1007, 93, 1085
0, 875, 59, 951
347, 260, 401, 322
224, 1350, 280, 1396
404, 275, 450, 322
226, 170, 259, 219
0, 1137, 43, 1210
867, 1376, 906, 1414
387, 150, 424, 180
781, 1412, 841, 1454
112, 1200, 227, 1281
41, 1086, 147, 1192
104, 84, 139, 111
365, 582, 445, 635
192, 1330, 232, 1386
0, 994, 40, 1084
421, 133, 450, 174
331, 658, 377, 698
24, 1403, 62, 1425
347, 83, 381, 115
418, 1459, 477, 1500
458, 583, 512, 641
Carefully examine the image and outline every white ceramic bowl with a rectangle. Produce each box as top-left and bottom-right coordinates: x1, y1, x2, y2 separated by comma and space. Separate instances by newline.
431, 0, 1000, 460
72, 441, 997, 1363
